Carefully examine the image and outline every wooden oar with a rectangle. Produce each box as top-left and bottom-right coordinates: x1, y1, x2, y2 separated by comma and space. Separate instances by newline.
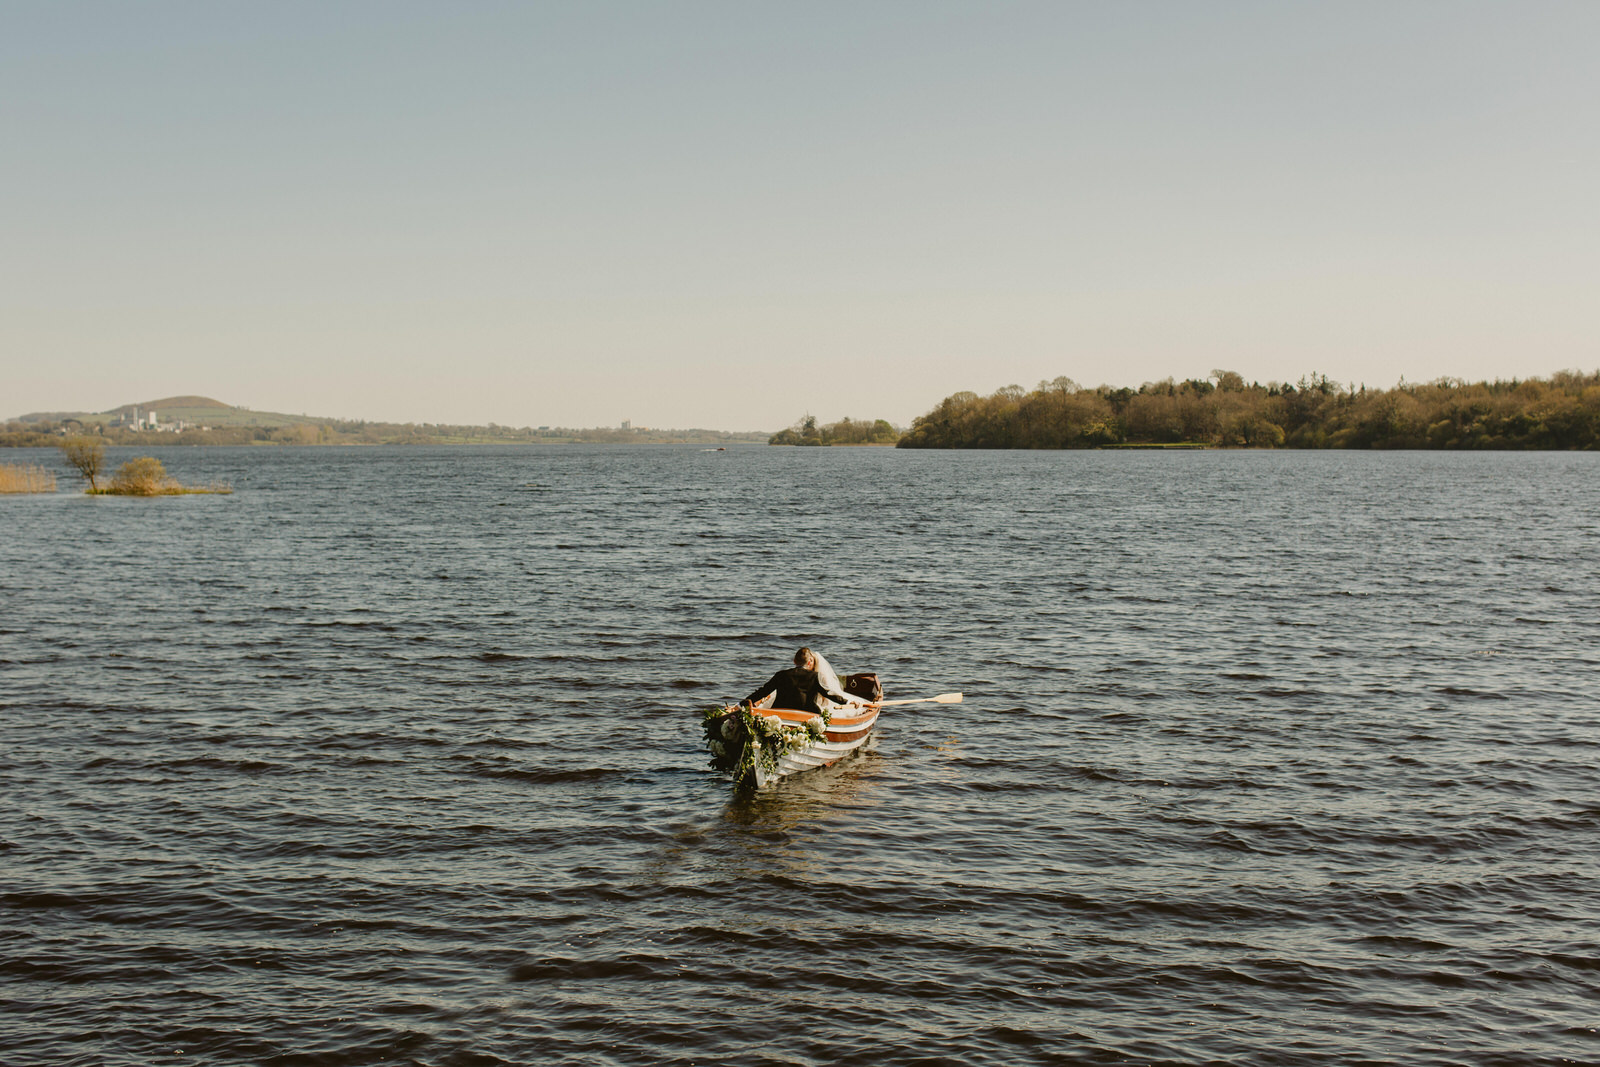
874, 692, 963, 707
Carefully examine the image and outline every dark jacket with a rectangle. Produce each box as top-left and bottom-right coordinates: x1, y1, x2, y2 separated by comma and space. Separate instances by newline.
745, 667, 851, 716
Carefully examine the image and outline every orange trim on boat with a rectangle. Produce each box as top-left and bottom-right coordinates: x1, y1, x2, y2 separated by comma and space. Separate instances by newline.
760, 707, 877, 726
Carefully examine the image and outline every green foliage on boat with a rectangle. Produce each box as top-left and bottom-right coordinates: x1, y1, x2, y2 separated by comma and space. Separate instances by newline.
701, 704, 828, 791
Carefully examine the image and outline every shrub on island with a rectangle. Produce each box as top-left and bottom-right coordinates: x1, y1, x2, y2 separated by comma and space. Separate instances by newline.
93, 457, 232, 496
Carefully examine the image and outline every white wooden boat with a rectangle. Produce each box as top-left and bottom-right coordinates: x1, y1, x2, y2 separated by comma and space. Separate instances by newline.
702, 691, 882, 790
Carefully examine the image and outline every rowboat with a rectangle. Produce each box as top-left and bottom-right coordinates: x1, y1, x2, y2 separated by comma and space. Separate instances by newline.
700, 677, 962, 790
701, 679, 883, 790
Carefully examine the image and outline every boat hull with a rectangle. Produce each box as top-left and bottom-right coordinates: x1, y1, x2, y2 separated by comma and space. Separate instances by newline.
751, 704, 881, 787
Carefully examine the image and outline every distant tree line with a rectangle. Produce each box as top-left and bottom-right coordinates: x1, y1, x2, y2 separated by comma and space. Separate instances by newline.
896, 370, 1600, 450
769, 415, 901, 446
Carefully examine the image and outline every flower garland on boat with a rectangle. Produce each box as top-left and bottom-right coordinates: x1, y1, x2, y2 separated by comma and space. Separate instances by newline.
701, 703, 828, 790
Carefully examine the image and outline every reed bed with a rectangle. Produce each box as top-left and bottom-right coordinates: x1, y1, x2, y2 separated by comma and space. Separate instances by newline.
0, 463, 57, 493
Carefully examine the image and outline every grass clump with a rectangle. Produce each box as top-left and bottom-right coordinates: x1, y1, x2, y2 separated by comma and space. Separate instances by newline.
94, 457, 232, 496
0, 463, 57, 493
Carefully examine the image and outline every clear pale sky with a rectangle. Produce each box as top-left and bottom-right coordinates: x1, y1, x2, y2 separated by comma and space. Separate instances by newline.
4, 2, 1597, 430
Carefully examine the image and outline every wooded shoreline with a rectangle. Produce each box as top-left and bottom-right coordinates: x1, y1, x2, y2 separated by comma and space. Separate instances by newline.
895, 370, 1600, 450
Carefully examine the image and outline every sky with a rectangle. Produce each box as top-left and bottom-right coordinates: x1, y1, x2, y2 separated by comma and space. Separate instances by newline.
4, 2, 1598, 430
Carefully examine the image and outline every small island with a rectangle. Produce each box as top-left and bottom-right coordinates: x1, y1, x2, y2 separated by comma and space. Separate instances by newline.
768, 415, 901, 446
57, 439, 230, 496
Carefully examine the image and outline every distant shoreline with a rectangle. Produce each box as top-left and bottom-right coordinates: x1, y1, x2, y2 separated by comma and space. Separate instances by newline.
12, 367, 1600, 450
2, 394, 772, 448
0, 434, 774, 449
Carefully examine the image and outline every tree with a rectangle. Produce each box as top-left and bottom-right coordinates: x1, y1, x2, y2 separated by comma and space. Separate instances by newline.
59, 436, 105, 491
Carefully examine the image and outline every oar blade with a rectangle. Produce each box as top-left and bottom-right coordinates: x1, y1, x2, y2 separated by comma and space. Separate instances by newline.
933, 692, 963, 703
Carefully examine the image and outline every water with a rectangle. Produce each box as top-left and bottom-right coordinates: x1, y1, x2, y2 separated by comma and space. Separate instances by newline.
3, 445, 1598, 1066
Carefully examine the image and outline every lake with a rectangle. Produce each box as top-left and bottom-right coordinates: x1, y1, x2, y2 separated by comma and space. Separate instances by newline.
3, 444, 1597, 1065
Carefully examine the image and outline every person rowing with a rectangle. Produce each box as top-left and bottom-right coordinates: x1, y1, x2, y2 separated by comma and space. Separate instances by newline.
743, 646, 870, 716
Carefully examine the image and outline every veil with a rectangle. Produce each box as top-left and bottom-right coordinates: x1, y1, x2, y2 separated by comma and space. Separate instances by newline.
812, 650, 849, 707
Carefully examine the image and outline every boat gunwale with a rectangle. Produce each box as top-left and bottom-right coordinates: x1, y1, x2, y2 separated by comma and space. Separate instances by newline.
754, 705, 878, 727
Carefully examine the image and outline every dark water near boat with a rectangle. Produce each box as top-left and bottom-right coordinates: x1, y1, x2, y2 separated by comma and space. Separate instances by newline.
4, 444, 1598, 1066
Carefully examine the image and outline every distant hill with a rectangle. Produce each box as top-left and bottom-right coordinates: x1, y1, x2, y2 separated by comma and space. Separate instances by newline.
105, 395, 233, 415
15, 396, 317, 429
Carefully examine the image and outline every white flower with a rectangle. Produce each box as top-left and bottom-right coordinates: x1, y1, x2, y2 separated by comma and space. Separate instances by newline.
710, 741, 725, 758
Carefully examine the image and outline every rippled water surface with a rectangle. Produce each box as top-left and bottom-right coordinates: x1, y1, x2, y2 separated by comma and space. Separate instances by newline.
4, 445, 1598, 1066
